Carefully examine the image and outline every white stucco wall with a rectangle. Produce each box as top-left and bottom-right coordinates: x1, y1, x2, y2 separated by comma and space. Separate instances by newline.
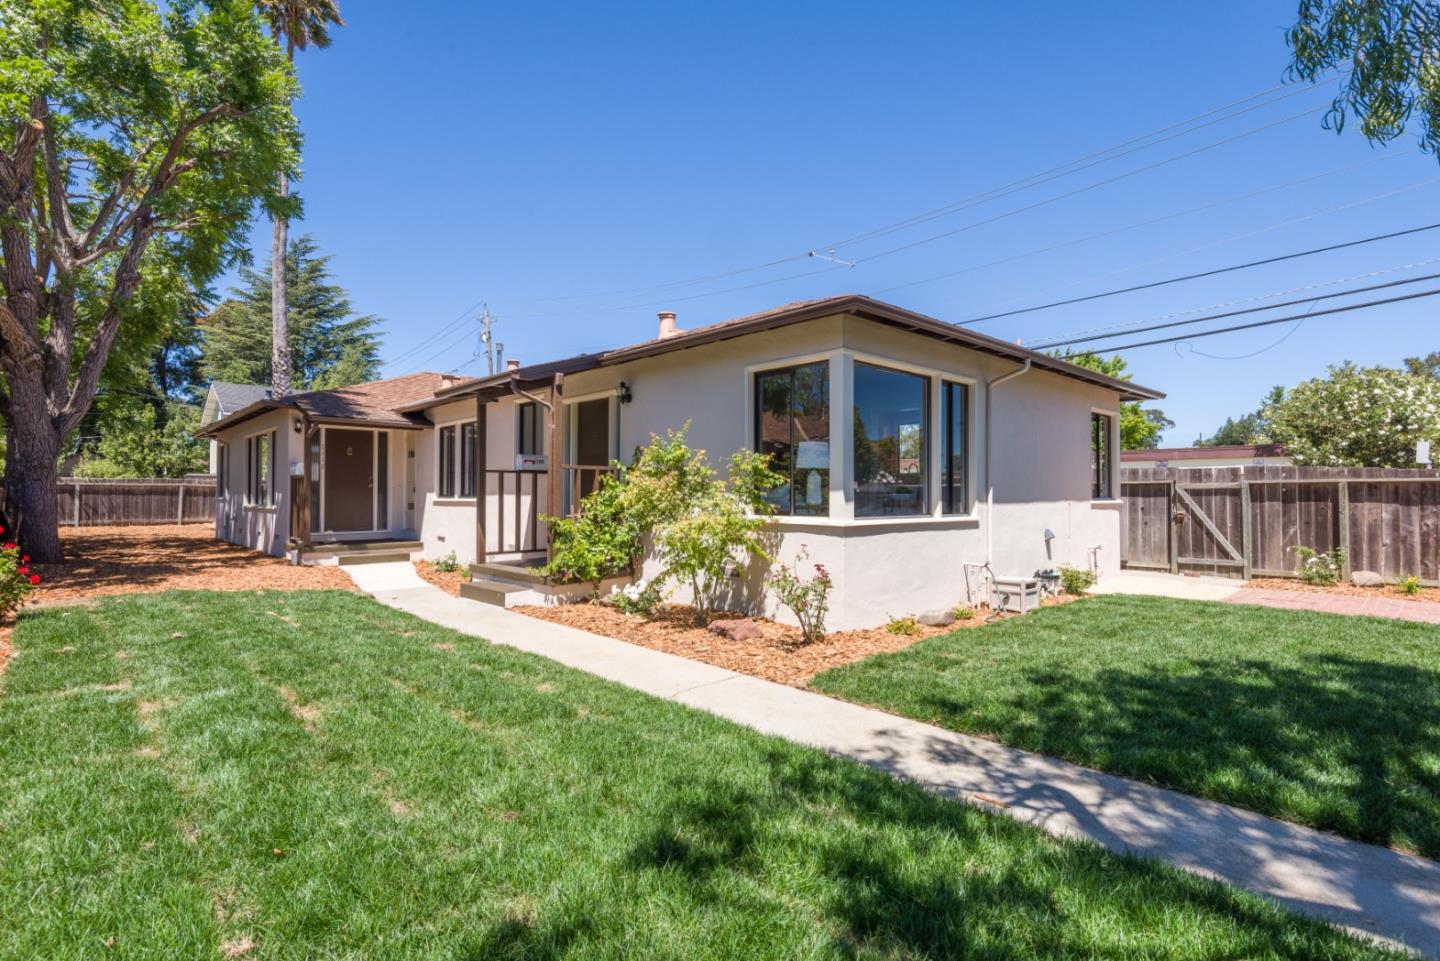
212, 408, 295, 557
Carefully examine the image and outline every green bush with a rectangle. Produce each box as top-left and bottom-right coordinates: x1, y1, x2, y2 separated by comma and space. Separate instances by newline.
767, 546, 832, 643
1398, 574, 1423, 596
612, 578, 665, 616
885, 615, 922, 636
952, 606, 976, 621
1294, 546, 1345, 586
434, 551, 462, 574
0, 529, 39, 619
1058, 565, 1097, 595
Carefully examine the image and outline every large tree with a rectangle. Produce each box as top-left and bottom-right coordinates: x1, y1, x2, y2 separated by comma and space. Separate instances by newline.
200, 234, 380, 390
1266, 362, 1440, 466
1199, 385, 1285, 446
0, 0, 298, 560
1405, 350, 1440, 379
1054, 351, 1174, 449
1288, 1, 1440, 154
254, 0, 344, 397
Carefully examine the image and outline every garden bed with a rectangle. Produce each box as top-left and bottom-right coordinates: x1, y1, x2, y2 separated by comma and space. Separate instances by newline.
414, 560, 467, 596
513, 600, 1077, 686
1245, 576, 1440, 603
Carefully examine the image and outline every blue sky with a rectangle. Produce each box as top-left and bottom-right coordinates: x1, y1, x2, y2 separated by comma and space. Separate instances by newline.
239, 0, 1440, 445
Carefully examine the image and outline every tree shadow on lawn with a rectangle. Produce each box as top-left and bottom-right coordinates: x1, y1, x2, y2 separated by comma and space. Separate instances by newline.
908, 652, 1440, 859
618, 748, 1388, 960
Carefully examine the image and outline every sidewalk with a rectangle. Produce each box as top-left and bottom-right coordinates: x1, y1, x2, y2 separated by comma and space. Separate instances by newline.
347, 561, 1440, 957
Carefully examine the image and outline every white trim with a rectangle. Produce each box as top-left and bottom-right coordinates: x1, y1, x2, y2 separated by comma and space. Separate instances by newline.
318, 425, 391, 535
1089, 406, 1121, 501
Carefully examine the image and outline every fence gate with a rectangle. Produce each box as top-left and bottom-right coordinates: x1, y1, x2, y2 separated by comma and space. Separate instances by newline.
1121, 465, 1440, 586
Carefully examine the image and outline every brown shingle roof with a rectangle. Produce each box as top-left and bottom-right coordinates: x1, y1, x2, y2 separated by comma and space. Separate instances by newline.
196, 372, 452, 436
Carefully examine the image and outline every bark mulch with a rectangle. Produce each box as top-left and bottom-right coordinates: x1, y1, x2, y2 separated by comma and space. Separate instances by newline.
414, 561, 467, 597
513, 598, 1078, 687
1245, 577, 1440, 604
26, 524, 354, 606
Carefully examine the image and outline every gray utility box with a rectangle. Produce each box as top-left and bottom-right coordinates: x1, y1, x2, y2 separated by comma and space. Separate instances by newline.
991, 576, 1041, 614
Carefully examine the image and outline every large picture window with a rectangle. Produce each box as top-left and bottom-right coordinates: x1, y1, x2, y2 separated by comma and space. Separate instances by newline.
517, 402, 542, 457
942, 381, 969, 515
438, 425, 456, 498
247, 431, 274, 506
854, 363, 928, 517
754, 361, 829, 516
1091, 411, 1115, 499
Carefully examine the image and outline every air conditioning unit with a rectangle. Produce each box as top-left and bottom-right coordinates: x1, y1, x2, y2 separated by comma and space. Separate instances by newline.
990, 576, 1041, 614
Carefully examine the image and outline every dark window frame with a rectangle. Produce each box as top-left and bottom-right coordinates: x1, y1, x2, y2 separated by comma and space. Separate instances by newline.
517, 402, 543, 458
1091, 411, 1115, 500
460, 422, 477, 497
438, 424, 457, 499
246, 431, 274, 506
753, 360, 830, 517
853, 361, 930, 518
941, 380, 969, 515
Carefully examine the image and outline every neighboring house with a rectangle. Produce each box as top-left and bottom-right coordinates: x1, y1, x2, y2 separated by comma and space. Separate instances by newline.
199, 382, 271, 474
1121, 444, 1290, 470
197, 295, 1162, 629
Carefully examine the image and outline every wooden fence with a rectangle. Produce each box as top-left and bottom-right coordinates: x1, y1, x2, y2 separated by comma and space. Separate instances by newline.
1121, 466, 1440, 585
55, 476, 217, 527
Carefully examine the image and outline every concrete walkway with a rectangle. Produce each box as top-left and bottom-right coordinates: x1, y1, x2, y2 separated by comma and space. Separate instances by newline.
1090, 570, 1244, 602
347, 561, 1440, 957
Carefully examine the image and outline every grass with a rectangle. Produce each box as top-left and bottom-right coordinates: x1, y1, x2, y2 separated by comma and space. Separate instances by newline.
812, 594, 1440, 858
0, 591, 1401, 960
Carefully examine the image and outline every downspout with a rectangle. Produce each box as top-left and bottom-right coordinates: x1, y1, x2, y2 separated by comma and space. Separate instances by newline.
984, 359, 1031, 575
508, 374, 554, 412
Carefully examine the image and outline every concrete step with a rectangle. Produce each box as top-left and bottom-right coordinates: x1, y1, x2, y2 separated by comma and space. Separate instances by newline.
338, 551, 417, 567
459, 578, 532, 607
470, 561, 548, 586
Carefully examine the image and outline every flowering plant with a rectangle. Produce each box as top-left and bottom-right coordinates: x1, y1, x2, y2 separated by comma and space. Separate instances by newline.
767, 546, 832, 643
1294, 545, 1345, 586
613, 578, 665, 616
0, 526, 39, 619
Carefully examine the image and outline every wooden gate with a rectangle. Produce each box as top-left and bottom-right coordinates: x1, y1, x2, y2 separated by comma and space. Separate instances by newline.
1121, 466, 1440, 585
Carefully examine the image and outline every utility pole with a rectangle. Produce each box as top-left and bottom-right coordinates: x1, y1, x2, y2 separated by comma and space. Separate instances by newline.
478, 305, 496, 375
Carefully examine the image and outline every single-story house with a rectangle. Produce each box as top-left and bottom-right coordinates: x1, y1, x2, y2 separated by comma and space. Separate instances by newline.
199, 381, 271, 474
1121, 444, 1290, 471
197, 294, 1163, 629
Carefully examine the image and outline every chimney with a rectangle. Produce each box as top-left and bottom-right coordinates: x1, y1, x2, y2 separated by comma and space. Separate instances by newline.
506, 358, 520, 372
657, 310, 679, 339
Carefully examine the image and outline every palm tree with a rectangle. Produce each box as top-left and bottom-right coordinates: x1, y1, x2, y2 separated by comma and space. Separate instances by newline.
255, 0, 345, 396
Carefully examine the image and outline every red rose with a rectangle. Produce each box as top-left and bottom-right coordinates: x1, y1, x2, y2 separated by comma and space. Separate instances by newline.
28, 574, 40, 586
17, 566, 27, 576
2, 543, 13, 551
21, 555, 29, 563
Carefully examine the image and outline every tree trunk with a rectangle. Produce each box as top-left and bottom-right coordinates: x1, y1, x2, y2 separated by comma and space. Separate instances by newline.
270, 170, 290, 395
4, 403, 63, 562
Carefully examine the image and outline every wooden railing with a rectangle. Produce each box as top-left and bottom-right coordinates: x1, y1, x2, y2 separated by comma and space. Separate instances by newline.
483, 469, 546, 556
561, 464, 618, 516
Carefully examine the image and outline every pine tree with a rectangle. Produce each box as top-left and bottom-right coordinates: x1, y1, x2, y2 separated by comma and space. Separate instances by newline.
200, 235, 382, 391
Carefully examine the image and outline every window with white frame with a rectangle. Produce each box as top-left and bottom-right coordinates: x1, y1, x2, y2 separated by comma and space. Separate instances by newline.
854, 363, 928, 517
246, 431, 274, 506
941, 381, 969, 515
438, 425, 457, 498
517, 402, 543, 457
1091, 411, 1115, 499
754, 361, 830, 516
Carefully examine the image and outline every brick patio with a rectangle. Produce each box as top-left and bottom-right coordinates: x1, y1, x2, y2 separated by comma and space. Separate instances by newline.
1229, 588, 1440, 624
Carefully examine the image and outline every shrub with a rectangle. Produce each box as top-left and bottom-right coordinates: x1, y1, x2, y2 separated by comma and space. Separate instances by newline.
613, 578, 665, 616
767, 546, 832, 643
1294, 546, 1345, 586
0, 529, 39, 619
885, 615, 922, 636
1398, 574, 1423, 596
542, 472, 640, 597
952, 606, 976, 621
1058, 565, 1097, 595
434, 551, 462, 574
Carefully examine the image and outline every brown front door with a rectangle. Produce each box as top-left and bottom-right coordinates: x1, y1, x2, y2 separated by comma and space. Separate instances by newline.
574, 399, 610, 501
324, 429, 375, 531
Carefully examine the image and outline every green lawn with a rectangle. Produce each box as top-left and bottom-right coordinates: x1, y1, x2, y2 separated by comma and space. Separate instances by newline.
812, 594, 1440, 859
0, 591, 1399, 960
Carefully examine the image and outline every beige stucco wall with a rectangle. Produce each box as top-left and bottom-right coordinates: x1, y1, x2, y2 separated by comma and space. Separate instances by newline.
411, 311, 1126, 629
212, 407, 295, 556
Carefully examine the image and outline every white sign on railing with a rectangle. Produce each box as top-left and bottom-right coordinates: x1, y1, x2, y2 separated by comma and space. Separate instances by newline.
515, 454, 548, 471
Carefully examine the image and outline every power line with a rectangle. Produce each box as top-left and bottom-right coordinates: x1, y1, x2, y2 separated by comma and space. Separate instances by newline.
959, 222, 1440, 325
383, 296, 488, 367
1095, 285, 1440, 352
1038, 268, 1440, 349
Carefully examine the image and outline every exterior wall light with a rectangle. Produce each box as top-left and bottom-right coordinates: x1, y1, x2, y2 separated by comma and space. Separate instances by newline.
617, 382, 633, 404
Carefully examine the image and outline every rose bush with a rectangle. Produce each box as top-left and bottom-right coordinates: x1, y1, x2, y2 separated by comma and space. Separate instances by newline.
0, 526, 40, 619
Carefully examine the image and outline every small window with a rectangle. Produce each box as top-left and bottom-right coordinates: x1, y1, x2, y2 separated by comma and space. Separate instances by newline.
942, 382, 969, 514
217, 444, 227, 497
460, 422, 477, 497
438, 425, 456, 498
854, 363, 928, 517
377, 432, 390, 528
517, 402, 543, 458
1091, 412, 1115, 499
754, 361, 830, 516
247, 431, 273, 506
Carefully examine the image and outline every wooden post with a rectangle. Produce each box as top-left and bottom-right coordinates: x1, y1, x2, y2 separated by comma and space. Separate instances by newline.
1239, 477, 1252, 580
1337, 479, 1351, 580
546, 373, 565, 564
177, 483, 185, 525
474, 393, 488, 566
1168, 480, 1179, 574
73, 482, 81, 527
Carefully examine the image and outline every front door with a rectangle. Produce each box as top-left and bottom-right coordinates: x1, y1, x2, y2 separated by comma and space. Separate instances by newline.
573, 399, 611, 501
324, 429, 375, 532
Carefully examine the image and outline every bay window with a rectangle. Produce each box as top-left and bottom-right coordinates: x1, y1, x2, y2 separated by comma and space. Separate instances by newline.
755, 361, 829, 516
854, 363, 928, 517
